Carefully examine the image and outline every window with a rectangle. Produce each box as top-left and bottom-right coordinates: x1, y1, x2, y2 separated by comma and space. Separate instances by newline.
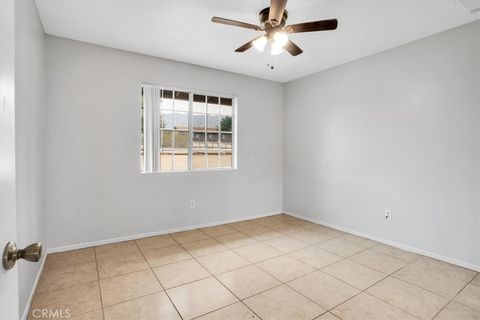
140, 84, 236, 173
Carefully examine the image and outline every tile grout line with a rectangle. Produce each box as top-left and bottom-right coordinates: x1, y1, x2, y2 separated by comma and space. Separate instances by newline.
98, 291, 172, 313
189, 301, 253, 320
35, 252, 103, 319
312, 235, 479, 318
97, 265, 151, 281
321, 260, 423, 318
89, 240, 184, 316
286, 216, 480, 319
169, 230, 266, 320
133, 239, 185, 320
136, 237, 303, 291
284, 248, 428, 319
348, 250, 412, 273
323, 269, 413, 319
188, 245, 304, 320
361, 292, 422, 320
429, 271, 478, 319
170, 221, 352, 319
93, 248, 106, 320
274, 226, 475, 319
321, 250, 470, 320
214, 224, 363, 319
362, 275, 448, 319
390, 271, 469, 301
287, 257, 376, 317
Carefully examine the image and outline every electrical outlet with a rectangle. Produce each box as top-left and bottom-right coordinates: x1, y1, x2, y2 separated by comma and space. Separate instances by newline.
385, 210, 392, 220
189, 200, 196, 209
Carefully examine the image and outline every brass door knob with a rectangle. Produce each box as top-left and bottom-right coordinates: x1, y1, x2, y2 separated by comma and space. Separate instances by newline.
2, 242, 42, 270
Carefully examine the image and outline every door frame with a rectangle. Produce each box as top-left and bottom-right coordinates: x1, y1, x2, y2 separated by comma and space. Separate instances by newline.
0, 0, 20, 318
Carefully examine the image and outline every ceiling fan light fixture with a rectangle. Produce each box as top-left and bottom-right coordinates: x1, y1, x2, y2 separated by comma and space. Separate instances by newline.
253, 35, 268, 52
272, 31, 289, 48
270, 42, 284, 55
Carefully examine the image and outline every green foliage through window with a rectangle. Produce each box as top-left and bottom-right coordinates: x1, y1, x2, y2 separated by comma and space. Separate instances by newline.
220, 116, 232, 132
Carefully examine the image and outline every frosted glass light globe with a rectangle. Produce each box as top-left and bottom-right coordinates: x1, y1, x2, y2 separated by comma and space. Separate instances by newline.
270, 42, 284, 55
273, 32, 289, 48
253, 36, 268, 52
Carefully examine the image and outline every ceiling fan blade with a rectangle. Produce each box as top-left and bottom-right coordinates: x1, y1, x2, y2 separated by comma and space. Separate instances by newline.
285, 19, 338, 33
235, 36, 262, 53
269, 0, 288, 25
284, 40, 303, 56
211, 17, 262, 31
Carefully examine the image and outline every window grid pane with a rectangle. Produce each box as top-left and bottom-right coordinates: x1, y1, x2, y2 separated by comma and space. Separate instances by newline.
220, 149, 232, 168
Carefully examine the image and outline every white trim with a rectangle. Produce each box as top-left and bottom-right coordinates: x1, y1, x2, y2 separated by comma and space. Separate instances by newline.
232, 96, 238, 170
284, 211, 480, 272
187, 92, 193, 170
47, 211, 282, 254
21, 253, 47, 320
140, 167, 237, 174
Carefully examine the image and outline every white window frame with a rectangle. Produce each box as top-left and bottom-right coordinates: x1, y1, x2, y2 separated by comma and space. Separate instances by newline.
141, 83, 237, 173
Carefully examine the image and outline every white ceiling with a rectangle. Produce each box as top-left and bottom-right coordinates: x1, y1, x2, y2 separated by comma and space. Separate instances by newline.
35, 0, 479, 82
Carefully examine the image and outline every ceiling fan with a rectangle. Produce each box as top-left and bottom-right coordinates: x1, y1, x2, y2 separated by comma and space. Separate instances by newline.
211, 0, 338, 56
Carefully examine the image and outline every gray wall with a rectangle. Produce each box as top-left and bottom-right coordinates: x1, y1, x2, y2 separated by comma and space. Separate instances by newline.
15, 0, 46, 316
45, 36, 284, 249
284, 21, 480, 267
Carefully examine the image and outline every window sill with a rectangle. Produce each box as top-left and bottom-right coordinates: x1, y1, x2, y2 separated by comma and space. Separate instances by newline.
141, 167, 237, 174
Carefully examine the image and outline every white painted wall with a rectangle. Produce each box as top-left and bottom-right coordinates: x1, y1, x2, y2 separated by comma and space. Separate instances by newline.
45, 37, 284, 248
284, 21, 480, 267
15, 0, 46, 316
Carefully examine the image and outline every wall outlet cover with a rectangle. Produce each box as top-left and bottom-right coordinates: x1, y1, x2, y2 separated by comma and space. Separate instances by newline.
385, 210, 392, 220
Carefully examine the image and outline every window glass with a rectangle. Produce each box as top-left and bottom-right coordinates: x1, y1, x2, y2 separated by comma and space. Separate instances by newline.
220, 133, 232, 149
174, 131, 189, 149
207, 151, 219, 168
193, 114, 206, 130
193, 132, 206, 148
160, 111, 174, 130
207, 96, 220, 114
220, 97, 232, 106
207, 115, 219, 132
160, 151, 173, 171
161, 130, 173, 149
174, 91, 189, 112
175, 149, 188, 170
220, 150, 232, 168
161, 90, 173, 110
220, 105, 232, 116
207, 133, 219, 148
220, 115, 232, 132
192, 150, 207, 169
193, 94, 206, 113
174, 112, 188, 130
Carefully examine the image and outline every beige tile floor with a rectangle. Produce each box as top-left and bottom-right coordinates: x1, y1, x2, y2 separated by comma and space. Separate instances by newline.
29, 214, 479, 320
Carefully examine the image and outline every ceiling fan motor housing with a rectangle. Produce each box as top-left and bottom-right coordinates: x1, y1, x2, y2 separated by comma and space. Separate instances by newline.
259, 7, 288, 32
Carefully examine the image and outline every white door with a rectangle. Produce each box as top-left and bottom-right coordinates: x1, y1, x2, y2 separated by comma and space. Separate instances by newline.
0, 0, 19, 319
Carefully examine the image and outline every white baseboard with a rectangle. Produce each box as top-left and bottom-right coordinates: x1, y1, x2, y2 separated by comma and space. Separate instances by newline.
47, 210, 283, 254
284, 211, 480, 272
21, 252, 47, 320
